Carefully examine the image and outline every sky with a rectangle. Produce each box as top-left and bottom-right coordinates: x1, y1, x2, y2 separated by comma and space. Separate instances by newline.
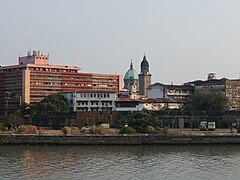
1, 0, 240, 84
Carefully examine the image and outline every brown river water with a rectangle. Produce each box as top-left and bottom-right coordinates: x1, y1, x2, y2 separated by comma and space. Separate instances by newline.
0, 145, 239, 180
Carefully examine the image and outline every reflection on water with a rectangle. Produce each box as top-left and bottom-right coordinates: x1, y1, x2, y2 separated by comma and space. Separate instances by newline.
0, 145, 240, 180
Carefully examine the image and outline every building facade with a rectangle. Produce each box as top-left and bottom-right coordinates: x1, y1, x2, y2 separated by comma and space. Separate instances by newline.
0, 51, 123, 114
142, 98, 187, 111
147, 82, 194, 100
164, 84, 194, 99
61, 90, 117, 112
189, 73, 240, 110
147, 83, 165, 99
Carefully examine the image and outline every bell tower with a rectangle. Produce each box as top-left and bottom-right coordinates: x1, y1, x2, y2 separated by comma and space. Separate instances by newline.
138, 55, 151, 96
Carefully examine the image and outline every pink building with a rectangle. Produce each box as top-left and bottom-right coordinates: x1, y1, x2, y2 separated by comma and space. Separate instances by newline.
0, 51, 123, 115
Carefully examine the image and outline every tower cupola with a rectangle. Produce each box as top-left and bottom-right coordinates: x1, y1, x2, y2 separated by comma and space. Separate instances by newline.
140, 55, 150, 74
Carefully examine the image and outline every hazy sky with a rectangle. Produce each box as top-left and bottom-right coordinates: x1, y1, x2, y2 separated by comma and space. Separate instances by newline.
1, 0, 240, 84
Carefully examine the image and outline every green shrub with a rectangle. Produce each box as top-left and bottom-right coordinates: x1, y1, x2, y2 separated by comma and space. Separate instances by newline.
145, 125, 159, 133
63, 126, 71, 135
90, 125, 108, 135
119, 126, 136, 134
162, 126, 169, 134
71, 127, 80, 135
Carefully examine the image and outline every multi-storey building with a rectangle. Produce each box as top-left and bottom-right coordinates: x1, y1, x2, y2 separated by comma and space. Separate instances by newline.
164, 84, 194, 99
61, 90, 117, 112
189, 73, 240, 110
147, 83, 165, 99
141, 98, 187, 110
61, 90, 145, 112
147, 82, 194, 100
0, 51, 122, 114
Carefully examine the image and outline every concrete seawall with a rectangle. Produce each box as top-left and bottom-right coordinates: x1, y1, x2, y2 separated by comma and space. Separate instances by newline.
1, 134, 240, 145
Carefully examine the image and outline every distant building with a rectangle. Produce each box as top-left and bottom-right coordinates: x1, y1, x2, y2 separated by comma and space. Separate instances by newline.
141, 98, 187, 111
138, 55, 151, 96
147, 83, 165, 99
164, 84, 194, 99
61, 90, 117, 112
0, 51, 123, 115
147, 82, 194, 100
189, 73, 240, 110
61, 91, 144, 112
115, 97, 143, 111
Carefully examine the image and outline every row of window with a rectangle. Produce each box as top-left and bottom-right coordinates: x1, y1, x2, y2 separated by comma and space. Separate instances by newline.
78, 93, 111, 98
76, 107, 113, 112
30, 68, 77, 73
36, 56, 48, 60
167, 90, 191, 94
77, 101, 113, 106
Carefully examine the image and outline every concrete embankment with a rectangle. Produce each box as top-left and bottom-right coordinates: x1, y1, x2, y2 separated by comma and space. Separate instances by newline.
1, 134, 240, 145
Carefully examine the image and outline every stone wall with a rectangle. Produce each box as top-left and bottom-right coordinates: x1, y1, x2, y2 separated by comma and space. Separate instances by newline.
1, 134, 240, 145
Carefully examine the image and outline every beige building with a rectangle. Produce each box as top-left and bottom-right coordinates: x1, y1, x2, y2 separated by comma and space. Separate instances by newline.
189, 73, 240, 110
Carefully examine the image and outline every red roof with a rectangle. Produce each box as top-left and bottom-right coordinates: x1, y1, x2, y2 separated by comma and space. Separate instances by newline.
61, 90, 117, 93
115, 97, 140, 102
140, 98, 187, 103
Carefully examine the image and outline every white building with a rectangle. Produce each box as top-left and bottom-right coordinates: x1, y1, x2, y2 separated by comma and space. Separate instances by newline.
61, 90, 117, 112
115, 97, 144, 111
147, 83, 164, 99
61, 90, 143, 112
142, 98, 187, 111
147, 82, 194, 100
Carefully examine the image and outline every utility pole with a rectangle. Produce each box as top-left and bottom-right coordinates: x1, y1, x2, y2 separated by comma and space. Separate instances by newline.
5, 92, 10, 116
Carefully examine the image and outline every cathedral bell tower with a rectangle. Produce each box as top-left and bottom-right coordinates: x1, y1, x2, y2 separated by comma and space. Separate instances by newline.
138, 55, 151, 96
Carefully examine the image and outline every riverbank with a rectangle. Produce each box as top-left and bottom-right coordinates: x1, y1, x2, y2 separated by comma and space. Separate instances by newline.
1, 133, 240, 145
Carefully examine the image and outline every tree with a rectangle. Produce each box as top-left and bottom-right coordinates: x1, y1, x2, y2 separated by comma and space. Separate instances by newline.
31, 94, 69, 115
0, 115, 23, 131
119, 111, 161, 133
14, 102, 30, 116
184, 91, 228, 116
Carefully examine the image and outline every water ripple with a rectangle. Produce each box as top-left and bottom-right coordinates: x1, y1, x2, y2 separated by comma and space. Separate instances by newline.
0, 145, 240, 180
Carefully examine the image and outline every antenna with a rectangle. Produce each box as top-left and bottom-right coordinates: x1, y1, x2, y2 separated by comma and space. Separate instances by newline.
28, 37, 31, 53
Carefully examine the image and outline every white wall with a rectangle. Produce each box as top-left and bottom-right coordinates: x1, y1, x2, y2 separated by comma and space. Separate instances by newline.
147, 84, 164, 98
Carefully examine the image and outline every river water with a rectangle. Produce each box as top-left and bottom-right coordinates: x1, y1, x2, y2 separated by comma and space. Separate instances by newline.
0, 145, 239, 180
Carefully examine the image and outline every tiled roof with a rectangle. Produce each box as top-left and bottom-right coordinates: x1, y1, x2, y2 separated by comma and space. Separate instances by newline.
61, 90, 117, 93
165, 84, 194, 90
115, 97, 140, 102
140, 98, 187, 103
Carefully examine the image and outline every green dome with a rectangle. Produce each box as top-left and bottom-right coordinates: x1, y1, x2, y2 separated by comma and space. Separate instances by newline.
124, 62, 138, 80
